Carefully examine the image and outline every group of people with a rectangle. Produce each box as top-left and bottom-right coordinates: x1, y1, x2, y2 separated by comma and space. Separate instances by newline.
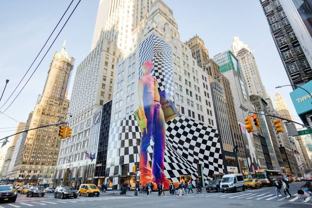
273, 177, 291, 198
273, 176, 312, 202
137, 179, 201, 196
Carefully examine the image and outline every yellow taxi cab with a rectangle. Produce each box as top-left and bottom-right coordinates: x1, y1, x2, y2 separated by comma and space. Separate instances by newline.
244, 178, 262, 189
21, 186, 30, 194
78, 184, 100, 197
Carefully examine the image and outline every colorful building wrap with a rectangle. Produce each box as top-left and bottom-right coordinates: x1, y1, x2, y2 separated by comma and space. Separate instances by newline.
137, 60, 169, 188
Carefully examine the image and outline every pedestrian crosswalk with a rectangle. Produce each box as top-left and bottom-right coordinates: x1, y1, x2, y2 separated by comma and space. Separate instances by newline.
0, 196, 134, 208
213, 190, 311, 204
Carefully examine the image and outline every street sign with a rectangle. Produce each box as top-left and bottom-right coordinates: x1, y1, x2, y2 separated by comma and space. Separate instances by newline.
298, 129, 312, 136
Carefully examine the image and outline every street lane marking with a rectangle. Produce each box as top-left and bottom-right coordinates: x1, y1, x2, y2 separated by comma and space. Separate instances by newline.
256, 194, 274, 200
32, 202, 46, 205
229, 193, 254, 199
246, 192, 269, 199
42, 201, 57, 204
289, 196, 298, 202
19, 202, 34, 207
277, 197, 286, 201
240, 193, 257, 199
304, 196, 311, 203
56, 201, 68, 203
265, 196, 277, 200
8, 204, 21, 208
219, 193, 240, 198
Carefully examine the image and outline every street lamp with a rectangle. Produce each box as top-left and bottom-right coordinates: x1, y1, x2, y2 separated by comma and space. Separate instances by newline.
0, 79, 9, 102
275, 84, 312, 103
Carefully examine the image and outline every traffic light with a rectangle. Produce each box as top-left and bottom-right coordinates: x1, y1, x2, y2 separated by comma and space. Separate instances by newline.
132, 164, 136, 173
58, 126, 67, 139
252, 114, 260, 128
273, 119, 284, 134
245, 116, 253, 133
66, 127, 72, 138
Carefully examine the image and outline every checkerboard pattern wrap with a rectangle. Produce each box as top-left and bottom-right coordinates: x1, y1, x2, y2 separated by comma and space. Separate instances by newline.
138, 34, 175, 101
106, 115, 223, 183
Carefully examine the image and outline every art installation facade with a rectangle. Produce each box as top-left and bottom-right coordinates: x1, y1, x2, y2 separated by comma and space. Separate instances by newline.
106, 31, 223, 187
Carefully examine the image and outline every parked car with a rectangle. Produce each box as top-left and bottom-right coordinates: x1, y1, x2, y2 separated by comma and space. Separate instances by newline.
220, 174, 245, 192
78, 184, 100, 197
26, 186, 45, 197
20, 185, 30, 194
44, 187, 55, 193
257, 178, 271, 187
0, 185, 17, 203
206, 179, 221, 192
244, 179, 262, 189
54, 186, 78, 199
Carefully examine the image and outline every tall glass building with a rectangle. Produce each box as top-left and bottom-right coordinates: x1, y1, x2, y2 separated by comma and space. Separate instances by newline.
260, 0, 312, 88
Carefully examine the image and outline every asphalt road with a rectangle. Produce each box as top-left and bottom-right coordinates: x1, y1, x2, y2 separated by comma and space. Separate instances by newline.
0, 182, 309, 208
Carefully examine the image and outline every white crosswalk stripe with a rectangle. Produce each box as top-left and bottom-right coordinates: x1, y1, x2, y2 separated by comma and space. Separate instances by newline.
304, 196, 311, 203
265, 196, 277, 201
56, 200, 68, 203
42, 201, 57, 204
256, 194, 274, 200
277, 196, 287, 201
32, 202, 46, 205
19, 202, 34, 207
237, 193, 258, 199
289, 196, 299, 202
229, 193, 254, 199
245, 193, 268, 199
8, 204, 21, 208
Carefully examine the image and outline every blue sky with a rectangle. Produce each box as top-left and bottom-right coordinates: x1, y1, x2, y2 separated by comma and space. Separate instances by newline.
0, 0, 299, 142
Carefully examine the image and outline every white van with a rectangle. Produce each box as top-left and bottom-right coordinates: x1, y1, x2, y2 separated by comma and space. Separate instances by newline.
220, 174, 245, 192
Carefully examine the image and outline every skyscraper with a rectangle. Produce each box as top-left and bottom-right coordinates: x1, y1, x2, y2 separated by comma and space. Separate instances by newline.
15, 46, 73, 183
92, 0, 157, 56
279, 0, 312, 68
105, 1, 223, 187
0, 122, 25, 178
186, 35, 246, 173
55, 34, 118, 186
260, 0, 312, 88
232, 37, 267, 98
274, 92, 293, 120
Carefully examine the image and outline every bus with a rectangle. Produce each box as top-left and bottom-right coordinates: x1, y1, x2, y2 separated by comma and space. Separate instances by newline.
254, 169, 282, 186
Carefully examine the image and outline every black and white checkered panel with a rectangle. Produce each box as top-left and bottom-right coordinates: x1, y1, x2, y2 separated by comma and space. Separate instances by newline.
106, 119, 122, 176
167, 116, 224, 179
106, 114, 223, 183
138, 33, 175, 102
106, 115, 141, 177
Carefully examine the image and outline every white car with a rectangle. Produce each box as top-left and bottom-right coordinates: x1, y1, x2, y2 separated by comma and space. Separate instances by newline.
220, 174, 245, 192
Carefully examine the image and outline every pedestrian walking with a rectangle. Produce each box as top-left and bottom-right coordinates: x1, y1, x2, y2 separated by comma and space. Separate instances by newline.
157, 183, 163, 196
273, 179, 283, 197
146, 183, 152, 196
196, 179, 202, 193
178, 182, 184, 196
169, 182, 175, 195
188, 181, 193, 194
282, 177, 291, 198
298, 181, 312, 202
135, 181, 139, 196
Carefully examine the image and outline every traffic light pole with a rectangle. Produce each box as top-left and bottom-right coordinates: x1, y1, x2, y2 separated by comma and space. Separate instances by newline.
0, 121, 67, 142
249, 111, 308, 128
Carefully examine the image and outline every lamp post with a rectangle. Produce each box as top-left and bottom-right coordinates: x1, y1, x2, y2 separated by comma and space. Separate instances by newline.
0, 79, 9, 102
276, 84, 312, 104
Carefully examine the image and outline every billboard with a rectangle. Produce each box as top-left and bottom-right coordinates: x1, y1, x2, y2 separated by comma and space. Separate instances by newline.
290, 80, 312, 115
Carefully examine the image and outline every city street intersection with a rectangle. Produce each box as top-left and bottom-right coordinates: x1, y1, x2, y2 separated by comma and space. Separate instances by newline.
0, 182, 310, 208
